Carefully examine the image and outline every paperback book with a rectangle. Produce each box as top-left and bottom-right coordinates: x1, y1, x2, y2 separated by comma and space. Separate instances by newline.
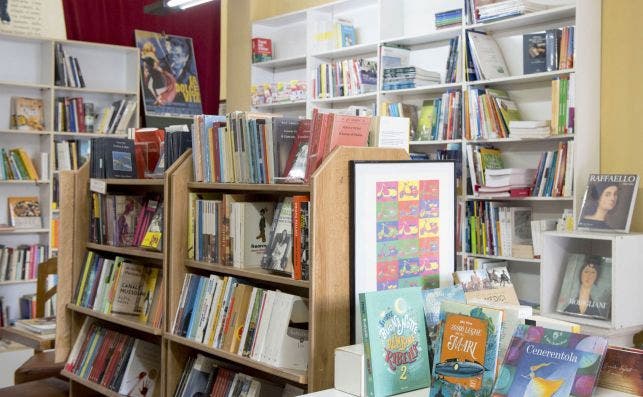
8, 197, 42, 229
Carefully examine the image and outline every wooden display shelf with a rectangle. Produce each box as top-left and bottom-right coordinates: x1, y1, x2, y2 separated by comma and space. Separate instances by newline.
187, 182, 310, 193
164, 333, 308, 385
85, 242, 164, 260
185, 260, 310, 289
0, 326, 55, 351
67, 303, 163, 336
60, 370, 122, 397
0, 228, 49, 234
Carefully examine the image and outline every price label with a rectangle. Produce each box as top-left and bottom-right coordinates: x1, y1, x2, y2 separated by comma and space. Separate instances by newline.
89, 178, 107, 194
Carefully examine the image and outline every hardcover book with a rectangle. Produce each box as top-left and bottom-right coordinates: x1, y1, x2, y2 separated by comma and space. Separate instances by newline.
523, 33, 547, 74
597, 346, 643, 395
555, 254, 611, 321
492, 325, 608, 397
360, 287, 430, 396
454, 267, 520, 306
8, 196, 42, 229
421, 285, 466, 366
430, 301, 502, 397
105, 139, 138, 179
10, 97, 45, 131
577, 174, 639, 232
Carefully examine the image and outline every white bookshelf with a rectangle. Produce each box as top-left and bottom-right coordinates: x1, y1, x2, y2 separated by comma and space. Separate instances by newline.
0, 32, 139, 322
250, 0, 601, 311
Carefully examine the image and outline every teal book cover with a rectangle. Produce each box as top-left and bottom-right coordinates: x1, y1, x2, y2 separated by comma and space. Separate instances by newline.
430, 301, 503, 397
360, 287, 430, 397
492, 325, 608, 397
422, 286, 466, 367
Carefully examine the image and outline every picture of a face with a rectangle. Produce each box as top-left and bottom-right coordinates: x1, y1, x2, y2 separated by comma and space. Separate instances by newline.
580, 264, 598, 288
598, 185, 618, 212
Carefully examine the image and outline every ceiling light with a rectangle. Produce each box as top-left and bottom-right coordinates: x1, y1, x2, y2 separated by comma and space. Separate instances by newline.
166, 0, 213, 10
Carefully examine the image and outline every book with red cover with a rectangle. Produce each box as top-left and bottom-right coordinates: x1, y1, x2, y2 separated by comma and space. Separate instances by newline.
305, 109, 323, 181
324, 114, 372, 157
283, 119, 311, 179
291, 195, 309, 280
134, 128, 165, 176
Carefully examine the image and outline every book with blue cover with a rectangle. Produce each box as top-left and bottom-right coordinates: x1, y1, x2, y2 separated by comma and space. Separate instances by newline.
430, 301, 502, 397
493, 324, 608, 397
360, 287, 430, 396
422, 285, 466, 367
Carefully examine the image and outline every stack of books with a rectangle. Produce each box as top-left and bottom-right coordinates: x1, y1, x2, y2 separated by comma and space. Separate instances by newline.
468, 0, 547, 24
311, 58, 377, 98
508, 120, 551, 138
435, 8, 462, 28
382, 66, 441, 90
14, 317, 56, 335
477, 168, 536, 197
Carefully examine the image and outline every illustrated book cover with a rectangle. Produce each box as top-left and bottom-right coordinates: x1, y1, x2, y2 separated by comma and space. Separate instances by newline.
233, 201, 275, 268
10, 97, 45, 131
118, 339, 162, 397
105, 139, 138, 179
492, 325, 608, 397
454, 267, 520, 306
577, 174, 639, 232
430, 301, 503, 397
523, 33, 547, 74
597, 346, 643, 395
111, 261, 145, 316
8, 196, 42, 228
421, 285, 466, 367
360, 287, 430, 396
555, 254, 611, 321
260, 197, 293, 274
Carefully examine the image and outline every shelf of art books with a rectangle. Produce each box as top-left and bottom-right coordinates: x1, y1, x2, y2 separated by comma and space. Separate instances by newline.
185, 260, 310, 289
187, 182, 311, 193
84, 243, 164, 261
251, 55, 307, 70
164, 333, 308, 385
66, 303, 163, 336
466, 5, 576, 32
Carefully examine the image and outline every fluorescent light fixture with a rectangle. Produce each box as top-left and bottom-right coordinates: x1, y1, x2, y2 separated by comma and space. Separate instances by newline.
166, 0, 213, 10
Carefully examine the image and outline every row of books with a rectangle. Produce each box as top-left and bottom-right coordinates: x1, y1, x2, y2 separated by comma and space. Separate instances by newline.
311, 58, 378, 99
55, 43, 86, 88
89, 194, 163, 250
73, 252, 163, 327
465, 87, 518, 140
551, 74, 575, 134
0, 148, 41, 180
523, 26, 575, 74
382, 66, 441, 91
174, 354, 304, 397
171, 274, 308, 370
0, 244, 48, 282
532, 141, 573, 197
55, 139, 90, 171
444, 36, 461, 84
312, 18, 357, 53
464, 0, 546, 25
435, 8, 462, 29
250, 80, 307, 106
55, 98, 136, 135
416, 91, 463, 141
379, 102, 418, 139
64, 319, 161, 396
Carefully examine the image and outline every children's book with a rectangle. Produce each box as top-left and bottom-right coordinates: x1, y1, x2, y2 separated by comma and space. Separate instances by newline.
430, 301, 503, 397
421, 285, 466, 367
492, 324, 608, 397
360, 287, 430, 396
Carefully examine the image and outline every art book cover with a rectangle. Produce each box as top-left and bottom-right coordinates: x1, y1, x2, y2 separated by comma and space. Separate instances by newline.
577, 174, 640, 232
114, 195, 143, 247
360, 287, 430, 396
430, 301, 502, 397
10, 97, 45, 131
135, 30, 203, 117
555, 254, 611, 321
422, 286, 466, 366
118, 339, 162, 397
260, 197, 293, 274
492, 325, 608, 397
454, 267, 520, 306
105, 139, 137, 179
597, 346, 643, 395
8, 196, 42, 228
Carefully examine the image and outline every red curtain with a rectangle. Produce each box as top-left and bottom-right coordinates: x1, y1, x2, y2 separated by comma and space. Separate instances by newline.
62, 0, 220, 115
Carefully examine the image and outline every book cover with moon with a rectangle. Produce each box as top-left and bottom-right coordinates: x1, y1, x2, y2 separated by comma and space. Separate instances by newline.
430, 301, 503, 397
359, 287, 430, 396
493, 324, 608, 397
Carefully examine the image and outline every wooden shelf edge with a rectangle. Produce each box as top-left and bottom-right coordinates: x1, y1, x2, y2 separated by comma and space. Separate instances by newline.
67, 304, 163, 336
164, 333, 308, 385
60, 370, 123, 397
185, 260, 310, 289
187, 182, 310, 192
85, 243, 164, 260
103, 178, 165, 186
0, 279, 37, 285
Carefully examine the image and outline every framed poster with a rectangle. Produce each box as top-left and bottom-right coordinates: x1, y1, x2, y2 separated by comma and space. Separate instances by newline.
135, 30, 203, 117
350, 160, 456, 342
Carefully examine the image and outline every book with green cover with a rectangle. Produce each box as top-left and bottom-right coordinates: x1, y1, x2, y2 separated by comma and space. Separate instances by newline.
417, 100, 435, 141
360, 287, 430, 396
430, 301, 503, 397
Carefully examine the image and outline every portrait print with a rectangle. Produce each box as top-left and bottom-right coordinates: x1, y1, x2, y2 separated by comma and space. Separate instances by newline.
577, 174, 639, 232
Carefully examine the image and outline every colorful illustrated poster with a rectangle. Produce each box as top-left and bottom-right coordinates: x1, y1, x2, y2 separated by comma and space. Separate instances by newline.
376, 179, 441, 290
135, 30, 203, 117
352, 161, 455, 343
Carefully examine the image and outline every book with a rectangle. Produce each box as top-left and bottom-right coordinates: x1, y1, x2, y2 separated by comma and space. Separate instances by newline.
467, 31, 510, 80
260, 197, 293, 275
140, 203, 163, 251
13, 317, 56, 335
10, 97, 45, 131
555, 253, 612, 321
523, 32, 547, 74
175, 353, 217, 397
454, 267, 520, 305
577, 174, 640, 232
232, 202, 275, 268
104, 139, 138, 179
251, 38, 272, 63
369, 116, 410, 152
430, 301, 503, 397
492, 325, 608, 397
8, 196, 42, 228
597, 346, 643, 395
118, 339, 162, 397
111, 261, 145, 316
421, 285, 466, 367
360, 287, 430, 396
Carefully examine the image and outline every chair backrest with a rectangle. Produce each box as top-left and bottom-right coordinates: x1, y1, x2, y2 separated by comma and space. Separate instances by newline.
36, 257, 58, 318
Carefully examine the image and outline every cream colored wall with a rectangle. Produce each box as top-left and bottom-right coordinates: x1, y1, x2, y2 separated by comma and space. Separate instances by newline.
250, 0, 335, 21
601, 0, 643, 232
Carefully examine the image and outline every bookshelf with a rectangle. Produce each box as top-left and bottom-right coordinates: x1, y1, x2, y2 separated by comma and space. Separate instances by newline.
0, 31, 139, 322
249, 0, 602, 312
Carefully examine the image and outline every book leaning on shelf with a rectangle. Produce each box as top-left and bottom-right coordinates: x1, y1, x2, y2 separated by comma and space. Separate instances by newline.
73, 252, 163, 327
10, 97, 45, 131
54, 43, 86, 88
0, 244, 47, 282
171, 274, 309, 371
64, 318, 162, 396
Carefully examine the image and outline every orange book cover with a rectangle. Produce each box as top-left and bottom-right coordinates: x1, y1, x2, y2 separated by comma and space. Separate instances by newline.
291, 195, 309, 280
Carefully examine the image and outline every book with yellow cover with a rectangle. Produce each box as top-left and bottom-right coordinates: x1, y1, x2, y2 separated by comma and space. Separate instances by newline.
140, 203, 163, 251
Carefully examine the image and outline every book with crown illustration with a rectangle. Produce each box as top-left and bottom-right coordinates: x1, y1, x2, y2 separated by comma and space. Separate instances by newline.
492, 324, 608, 397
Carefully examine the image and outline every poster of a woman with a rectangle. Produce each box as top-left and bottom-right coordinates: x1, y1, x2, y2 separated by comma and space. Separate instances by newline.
577, 174, 639, 232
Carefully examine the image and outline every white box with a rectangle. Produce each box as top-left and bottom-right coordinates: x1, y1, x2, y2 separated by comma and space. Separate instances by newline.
334, 344, 365, 396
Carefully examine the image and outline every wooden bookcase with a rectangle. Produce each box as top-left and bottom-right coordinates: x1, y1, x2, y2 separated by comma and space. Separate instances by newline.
57, 151, 191, 397
58, 147, 407, 396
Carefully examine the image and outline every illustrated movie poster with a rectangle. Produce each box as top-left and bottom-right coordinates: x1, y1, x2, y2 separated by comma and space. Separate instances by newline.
135, 30, 203, 117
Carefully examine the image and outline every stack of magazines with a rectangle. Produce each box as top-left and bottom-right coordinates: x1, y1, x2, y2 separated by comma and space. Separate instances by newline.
382, 66, 441, 90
